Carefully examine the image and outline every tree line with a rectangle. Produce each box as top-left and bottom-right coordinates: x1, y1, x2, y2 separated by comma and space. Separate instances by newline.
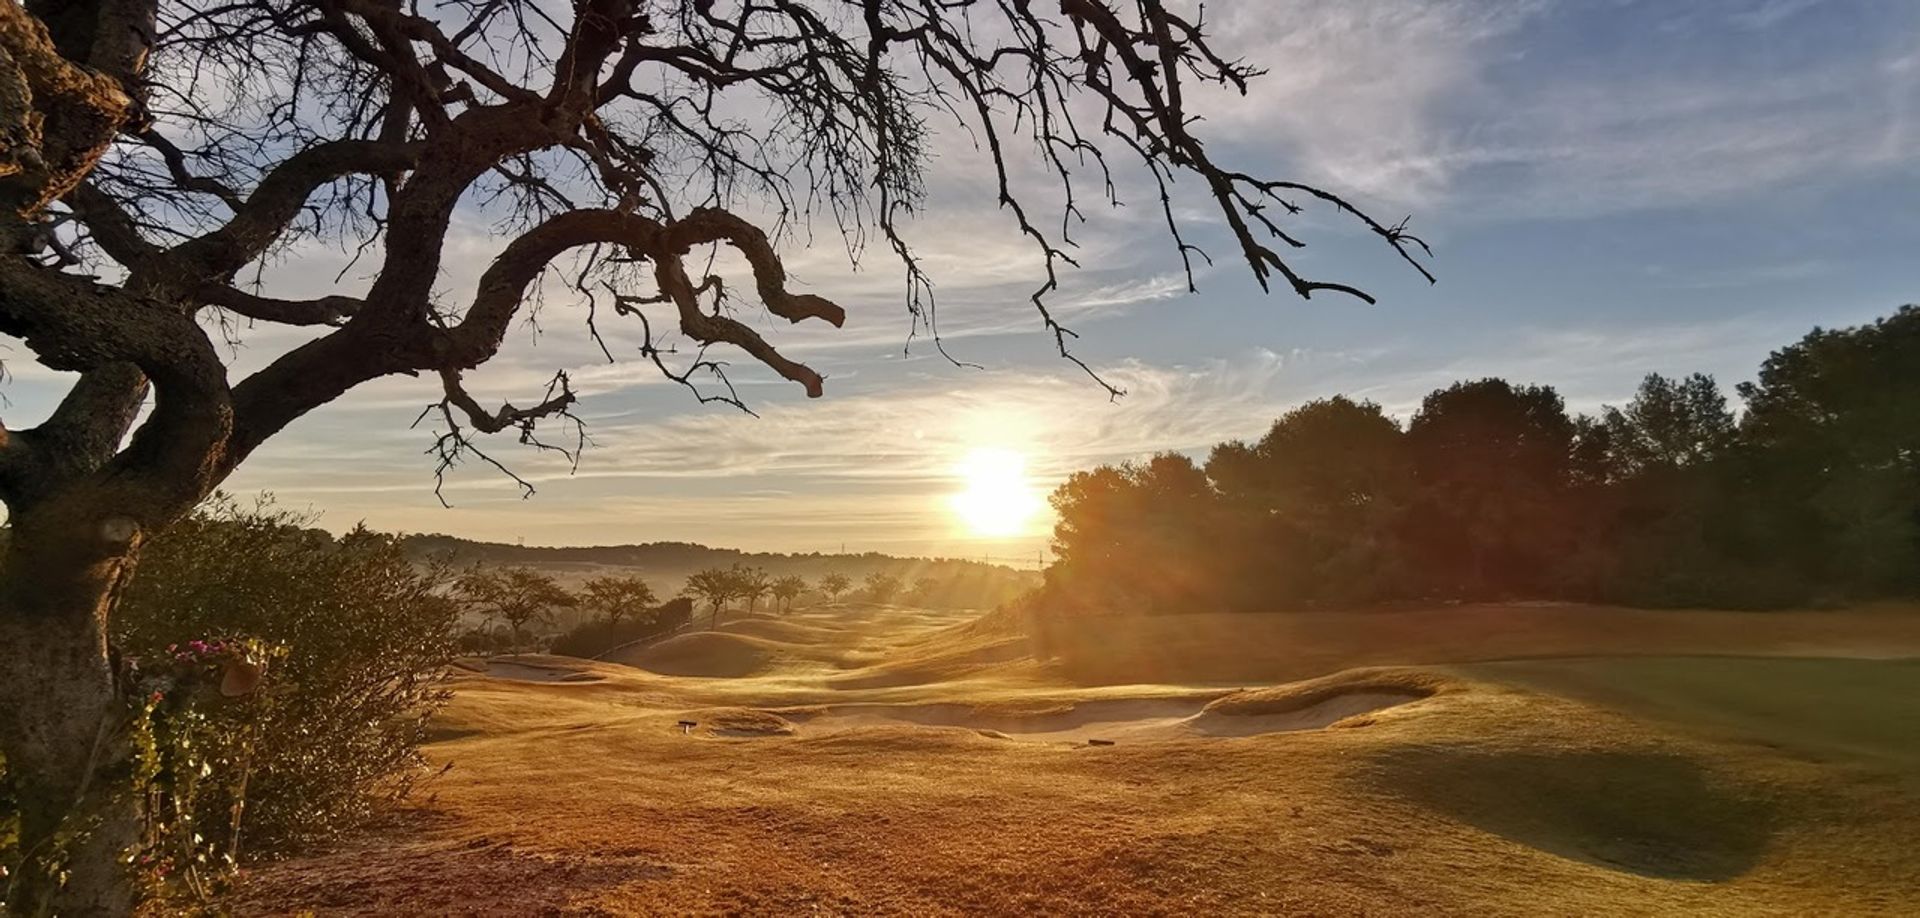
1045, 306, 1920, 612
457, 564, 919, 657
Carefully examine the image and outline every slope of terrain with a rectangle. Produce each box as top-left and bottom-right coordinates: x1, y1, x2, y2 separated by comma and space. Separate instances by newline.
236, 602, 1920, 916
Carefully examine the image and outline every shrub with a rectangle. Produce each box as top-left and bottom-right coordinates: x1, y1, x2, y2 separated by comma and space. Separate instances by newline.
550, 598, 694, 658
108, 498, 459, 860
457, 627, 512, 655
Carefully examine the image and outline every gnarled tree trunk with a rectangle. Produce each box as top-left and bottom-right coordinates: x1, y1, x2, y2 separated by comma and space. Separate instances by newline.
0, 505, 144, 916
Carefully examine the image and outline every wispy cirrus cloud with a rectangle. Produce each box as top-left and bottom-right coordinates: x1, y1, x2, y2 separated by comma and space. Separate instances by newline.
1192, 0, 1917, 218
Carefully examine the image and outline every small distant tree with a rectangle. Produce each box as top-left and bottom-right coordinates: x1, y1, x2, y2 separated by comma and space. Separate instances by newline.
736, 566, 773, 614
906, 576, 943, 606
455, 567, 577, 647
770, 575, 807, 613
863, 572, 904, 604
682, 568, 740, 629
582, 576, 658, 626
819, 573, 852, 603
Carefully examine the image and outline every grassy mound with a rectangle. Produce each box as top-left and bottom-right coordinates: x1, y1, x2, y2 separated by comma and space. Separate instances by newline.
826, 621, 1034, 689
606, 632, 783, 678
716, 617, 845, 645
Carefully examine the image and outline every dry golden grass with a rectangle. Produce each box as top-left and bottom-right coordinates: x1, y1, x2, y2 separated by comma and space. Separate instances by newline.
233, 602, 1920, 916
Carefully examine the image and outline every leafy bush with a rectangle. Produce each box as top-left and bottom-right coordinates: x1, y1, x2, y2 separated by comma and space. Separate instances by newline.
550, 598, 694, 658
110, 497, 460, 859
457, 626, 512, 655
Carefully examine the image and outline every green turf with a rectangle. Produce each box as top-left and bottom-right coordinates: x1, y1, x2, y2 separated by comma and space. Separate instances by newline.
1454, 655, 1920, 769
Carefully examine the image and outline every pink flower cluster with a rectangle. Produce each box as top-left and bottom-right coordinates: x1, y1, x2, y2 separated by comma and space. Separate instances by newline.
166, 638, 234, 663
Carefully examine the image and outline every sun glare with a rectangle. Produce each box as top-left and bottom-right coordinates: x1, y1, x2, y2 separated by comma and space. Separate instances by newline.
949, 448, 1043, 538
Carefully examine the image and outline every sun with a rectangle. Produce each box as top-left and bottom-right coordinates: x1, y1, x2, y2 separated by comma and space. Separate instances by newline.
948, 448, 1043, 538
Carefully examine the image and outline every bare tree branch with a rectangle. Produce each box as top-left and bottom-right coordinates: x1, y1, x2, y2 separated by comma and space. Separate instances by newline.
198, 283, 362, 327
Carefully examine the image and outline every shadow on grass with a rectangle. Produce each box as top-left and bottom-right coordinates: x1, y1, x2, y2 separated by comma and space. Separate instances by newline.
1374, 747, 1778, 881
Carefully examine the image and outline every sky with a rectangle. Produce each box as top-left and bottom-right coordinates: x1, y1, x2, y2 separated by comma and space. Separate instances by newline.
8, 0, 1920, 560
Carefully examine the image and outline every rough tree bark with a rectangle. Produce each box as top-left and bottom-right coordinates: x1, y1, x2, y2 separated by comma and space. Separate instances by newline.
0, 512, 145, 916
1, 0, 158, 911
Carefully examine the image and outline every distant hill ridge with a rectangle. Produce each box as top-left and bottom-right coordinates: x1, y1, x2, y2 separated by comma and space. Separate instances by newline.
400, 533, 1032, 575
402, 534, 1040, 612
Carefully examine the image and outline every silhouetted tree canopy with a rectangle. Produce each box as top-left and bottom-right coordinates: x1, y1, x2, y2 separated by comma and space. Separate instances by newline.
1599, 373, 1736, 476
818, 573, 852, 602
1208, 397, 1409, 602
1404, 380, 1577, 596
582, 575, 659, 626
861, 571, 903, 604
1047, 306, 1920, 613
1734, 307, 1920, 596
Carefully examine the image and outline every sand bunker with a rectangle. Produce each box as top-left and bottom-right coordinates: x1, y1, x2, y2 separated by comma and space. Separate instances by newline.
792, 680, 1430, 744
1187, 689, 1431, 737
677, 707, 798, 738
1189, 669, 1442, 735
